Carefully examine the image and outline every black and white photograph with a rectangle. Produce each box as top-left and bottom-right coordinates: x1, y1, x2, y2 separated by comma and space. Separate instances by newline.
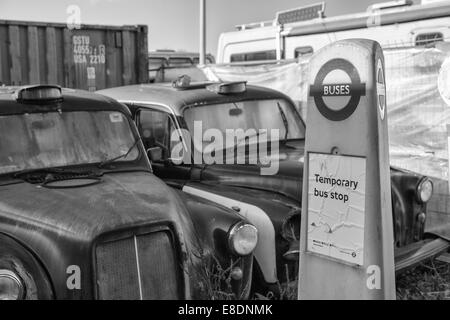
0, 0, 450, 305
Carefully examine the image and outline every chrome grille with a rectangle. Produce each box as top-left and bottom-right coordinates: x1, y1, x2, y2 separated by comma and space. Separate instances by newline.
96, 231, 181, 300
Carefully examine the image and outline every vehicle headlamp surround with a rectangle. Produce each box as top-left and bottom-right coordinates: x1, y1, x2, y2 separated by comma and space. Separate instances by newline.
227, 222, 258, 256
416, 177, 433, 203
0, 269, 25, 300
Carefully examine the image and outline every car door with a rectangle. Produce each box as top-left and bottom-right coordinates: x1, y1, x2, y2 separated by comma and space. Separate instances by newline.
135, 107, 191, 183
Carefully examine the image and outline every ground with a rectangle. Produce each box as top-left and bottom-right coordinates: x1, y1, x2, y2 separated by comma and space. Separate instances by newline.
257, 257, 450, 300
396, 258, 450, 300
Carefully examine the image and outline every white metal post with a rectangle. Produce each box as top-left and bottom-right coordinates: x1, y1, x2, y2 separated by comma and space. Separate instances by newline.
199, 0, 206, 65
447, 124, 450, 193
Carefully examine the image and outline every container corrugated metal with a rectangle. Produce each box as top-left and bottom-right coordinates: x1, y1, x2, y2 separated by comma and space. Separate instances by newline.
0, 20, 148, 90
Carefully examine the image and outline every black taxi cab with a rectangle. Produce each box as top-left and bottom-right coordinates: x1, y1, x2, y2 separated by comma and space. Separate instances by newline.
0, 85, 256, 300
98, 79, 449, 295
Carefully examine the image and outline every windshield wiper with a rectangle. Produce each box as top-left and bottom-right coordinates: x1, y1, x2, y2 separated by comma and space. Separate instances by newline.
235, 131, 264, 145
98, 138, 141, 168
13, 167, 81, 178
13, 167, 101, 185
277, 102, 289, 144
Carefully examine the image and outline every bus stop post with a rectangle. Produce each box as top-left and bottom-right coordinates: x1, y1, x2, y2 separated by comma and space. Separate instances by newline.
298, 39, 396, 300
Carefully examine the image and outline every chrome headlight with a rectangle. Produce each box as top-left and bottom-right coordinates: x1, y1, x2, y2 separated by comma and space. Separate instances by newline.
416, 178, 433, 203
228, 223, 258, 256
0, 269, 24, 300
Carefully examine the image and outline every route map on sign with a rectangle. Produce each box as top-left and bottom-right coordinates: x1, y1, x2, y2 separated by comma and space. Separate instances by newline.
307, 153, 366, 265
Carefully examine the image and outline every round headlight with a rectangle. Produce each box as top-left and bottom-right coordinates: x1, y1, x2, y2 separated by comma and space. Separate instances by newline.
417, 178, 433, 203
0, 270, 24, 300
228, 223, 258, 256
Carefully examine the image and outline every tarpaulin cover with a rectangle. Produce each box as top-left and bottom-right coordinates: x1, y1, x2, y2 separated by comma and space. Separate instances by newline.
200, 46, 450, 181
200, 47, 450, 239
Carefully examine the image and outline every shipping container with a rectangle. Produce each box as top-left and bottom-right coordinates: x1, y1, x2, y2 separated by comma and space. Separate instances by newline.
0, 20, 148, 90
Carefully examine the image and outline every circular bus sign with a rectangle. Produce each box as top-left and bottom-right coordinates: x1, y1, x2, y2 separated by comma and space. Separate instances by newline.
310, 58, 366, 121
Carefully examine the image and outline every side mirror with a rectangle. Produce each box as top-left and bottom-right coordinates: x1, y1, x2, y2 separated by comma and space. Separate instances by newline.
147, 147, 163, 162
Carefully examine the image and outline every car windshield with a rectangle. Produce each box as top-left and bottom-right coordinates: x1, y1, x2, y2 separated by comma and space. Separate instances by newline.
0, 111, 139, 175
183, 99, 305, 149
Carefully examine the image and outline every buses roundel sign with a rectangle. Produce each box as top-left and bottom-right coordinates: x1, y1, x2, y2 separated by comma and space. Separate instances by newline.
310, 58, 366, 121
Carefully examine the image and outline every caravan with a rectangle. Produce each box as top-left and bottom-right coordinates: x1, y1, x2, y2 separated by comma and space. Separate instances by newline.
217, 0, 450, 63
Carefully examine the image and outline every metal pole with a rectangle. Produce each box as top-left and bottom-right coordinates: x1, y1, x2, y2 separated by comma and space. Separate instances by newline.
199, 0, 206, 65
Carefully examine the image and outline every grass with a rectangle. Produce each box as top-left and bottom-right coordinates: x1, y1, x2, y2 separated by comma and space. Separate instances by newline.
254, 258, 450, 300
201, 255, 242, 300
254, 265, 298, 300
199, 249, 450, 299
396, 258, 450, 300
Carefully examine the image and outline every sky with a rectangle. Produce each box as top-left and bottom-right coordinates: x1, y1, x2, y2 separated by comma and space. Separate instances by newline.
0, 0, 420, 55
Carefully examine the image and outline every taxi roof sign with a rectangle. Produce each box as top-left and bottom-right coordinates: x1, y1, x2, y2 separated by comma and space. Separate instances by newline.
15, 85, 63, 104
206, 81, 247, 94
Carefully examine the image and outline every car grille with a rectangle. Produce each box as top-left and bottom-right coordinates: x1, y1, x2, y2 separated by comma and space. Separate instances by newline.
95, 230, 181, 300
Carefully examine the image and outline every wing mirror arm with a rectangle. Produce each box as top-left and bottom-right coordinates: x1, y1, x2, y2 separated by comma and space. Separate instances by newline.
166, 156, 184, 165
147, 147, 163, 162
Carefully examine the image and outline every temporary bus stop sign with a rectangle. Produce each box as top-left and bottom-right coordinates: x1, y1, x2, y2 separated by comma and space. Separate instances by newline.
298, 39, 395, 299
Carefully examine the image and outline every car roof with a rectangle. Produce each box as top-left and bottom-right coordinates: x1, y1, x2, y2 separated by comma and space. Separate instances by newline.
97, 83, 293, 116
0, 86, 130, 115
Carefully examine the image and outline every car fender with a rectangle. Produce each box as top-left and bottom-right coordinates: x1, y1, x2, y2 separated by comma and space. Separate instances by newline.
182, 185, 278, 284
0, 233, 53, 299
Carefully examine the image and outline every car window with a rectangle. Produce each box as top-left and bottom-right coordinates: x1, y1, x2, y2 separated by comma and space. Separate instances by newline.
193, 57, 214, 64
0, 111, 138, 174
167, 57, 193, 67
230, 50, 276, 62
294, 46, 313, 58
138, 109, 175, 160
415, 32, 443, 46
149, 57, 167, 70
183, 99, 305, 150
